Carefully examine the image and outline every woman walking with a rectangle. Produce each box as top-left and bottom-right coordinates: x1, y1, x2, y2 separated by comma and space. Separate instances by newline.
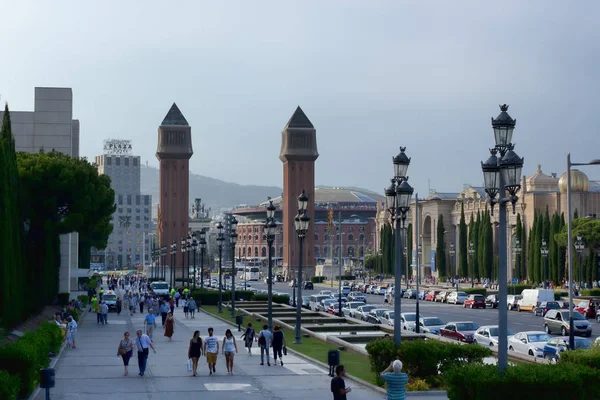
116, 297, 122, 315
188, 330, 203, 376
182, 298, 189, 319
117, 332, 135, 376
240, 322, 255, 355
187, 298, 196, 319
164, 311, 175, 341
222, 329, 238, 375
66, 316, 77, 349
271, 325, 286, 366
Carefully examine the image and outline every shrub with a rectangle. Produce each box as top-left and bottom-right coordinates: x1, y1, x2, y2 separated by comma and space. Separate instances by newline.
252, 294, 290, 304
581, 289, 600, 297
365, 338, 397, 386
339, 275, 356, 281
37, 323, 63, 353
191, 289, 230, 306
554, 291, 568, 300
561, 348, 600, 369
312, 276, 326, 283
445, 363, 600, 400
462, 288, 487, 296
407, 378, 430, 392
57, 292, 70, 306
77, 294, 89, 306
0, 370, 19, 400
506, 284, 533, 295
69, 308, 81, 322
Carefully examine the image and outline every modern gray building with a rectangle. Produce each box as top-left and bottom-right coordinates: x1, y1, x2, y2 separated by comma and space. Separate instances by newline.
0, 87, 80, 293
94, 141, 153, 270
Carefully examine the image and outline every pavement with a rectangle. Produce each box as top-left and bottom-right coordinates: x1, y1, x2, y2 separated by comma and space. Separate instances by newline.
39, 291, 447, 400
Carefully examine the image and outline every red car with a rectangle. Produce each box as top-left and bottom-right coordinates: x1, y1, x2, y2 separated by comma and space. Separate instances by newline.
463, 294, 486, 309
425, 291, 440, 301
440, 321, 478, 343
574, 299, 599, 319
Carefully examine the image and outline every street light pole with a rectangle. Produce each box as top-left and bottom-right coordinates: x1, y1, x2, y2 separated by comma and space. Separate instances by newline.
181, 237, 187, 288
199, 229, 206, 290
294, 190, 310, 344
230, 217, 238, 318
541, 239, 549, 289
469, 241, 475, 288
575, 234, 584, 288
480, 104, 524, 373
449, 243, 456, 291
170, 241, 177, 288
216, 222, 225, 313
265, 199, 277, 331
192, 232, 198, 290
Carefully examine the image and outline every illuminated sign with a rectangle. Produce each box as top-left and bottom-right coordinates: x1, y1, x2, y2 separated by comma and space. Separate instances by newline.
103, 139, 133, 155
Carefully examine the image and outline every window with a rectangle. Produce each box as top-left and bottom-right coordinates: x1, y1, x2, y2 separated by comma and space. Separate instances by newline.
136, 216, 140, 221
116, 158, 120, 166
118, 208, 123, 213
359, 234, 365, 242
125, 158, 129, 166
107, 157, 112, 166
261, 247, 267, 257
144, 224, 149, 229
314, 247, 320, 257
127, 208, 131, 213
144, 196, 149, 206
118, 195, 123, 205
254, 247, 258, 257
136, 224, 140, 229
348, 234, 354, 241
133, 158, 138, 167
145, 208, 149, 214
136, 208, 140, 213
127, 195, 132, 205
314, 234, 319, 241
254, 235, 258, 241
144, 216, 149, 221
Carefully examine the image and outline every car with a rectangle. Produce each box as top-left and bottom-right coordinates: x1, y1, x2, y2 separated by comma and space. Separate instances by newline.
318, 290, 334, 296
382, 310, 395, 326
103, 291, 118, 311
365, 308, 389, 324
463, 294, 486, 309
485, 295, 499, 309
543, 336, 592, 362
309, 294, 332, 311
517, 289, 555, 312
575, 299, 599, 319
302, 281, 314, 290
400, 312, 423, 331
361, 284, 371, 293
347, 292, 367, 303
440, 321, 479, 343
544, 309, 592, 337
533, 301, 561, 317
473, 325, 514, 347
341, 286, 352, 296
425, 290, 440, 301
342, 301, 366, 318
403, 289, 417, 299
507, 295, 522, 311
560, 301, 576, 310
446, 291, 468, 305
354, 305, 377, 321
415, 317, 446, 335
434, 291, 449, 303
320, 299, 338, 312
369, 286, 380, 295
327, 303, 343, 316
508, 331, 551, 357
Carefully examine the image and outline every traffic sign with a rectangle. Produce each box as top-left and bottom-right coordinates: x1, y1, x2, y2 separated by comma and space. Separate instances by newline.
511, 278, 518, 284
455, 275, 459, 280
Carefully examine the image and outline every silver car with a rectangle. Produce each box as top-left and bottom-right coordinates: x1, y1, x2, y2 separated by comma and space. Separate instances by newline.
400, 312, 423, 331
354, 305, 377, 321
414, 317, 446, 335
342, 301, 366, 318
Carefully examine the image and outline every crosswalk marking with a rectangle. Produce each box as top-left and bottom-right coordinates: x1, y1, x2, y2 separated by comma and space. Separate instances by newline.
204, 383, 252, 391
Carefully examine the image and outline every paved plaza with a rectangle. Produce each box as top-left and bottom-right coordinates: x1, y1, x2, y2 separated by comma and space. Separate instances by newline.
38, 294, 448, 400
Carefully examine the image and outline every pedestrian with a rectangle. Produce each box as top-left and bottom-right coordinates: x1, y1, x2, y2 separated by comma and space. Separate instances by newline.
116, 297, 122, 315
159, 300, 169, 326
187, 298, 196, 319
164, 312, 175, 341
169, 296, 175, 314
131, 293, 138, 315
90, 294, 98, 313
182, 298, 189, 319
175, 290, 181, 307
66, 316, 77, 349
117, 331, 135, 376
134, 329, 156, 376
101, 301, 109, 325
203, 327, 219, 375
222, 329, 238, 375
331, 365, 351, 400
188, 330, 203, 377
144, 309, 157, 340
380, 360, 408, 400
271, 325, 286, 366
139, 294, 145, 313
258, 324, 272, 366
240, 322, 255, 355
95, 299, 103, 324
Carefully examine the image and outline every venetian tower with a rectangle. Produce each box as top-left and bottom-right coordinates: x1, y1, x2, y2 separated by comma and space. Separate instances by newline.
279, 106, 319, 278
156, 103, 193, 283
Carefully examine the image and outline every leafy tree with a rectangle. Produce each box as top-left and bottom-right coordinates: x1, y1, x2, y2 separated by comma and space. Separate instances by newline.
435, 215, 447, 277
483, 212, 493, 279
515, 213, 523, 281
468, 213, 476, 280
528, 211, 538, 283
458, 202, 468, 277
555, 218, 600, 253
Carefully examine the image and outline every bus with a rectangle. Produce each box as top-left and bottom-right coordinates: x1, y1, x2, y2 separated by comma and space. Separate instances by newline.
243, 266, 261, 281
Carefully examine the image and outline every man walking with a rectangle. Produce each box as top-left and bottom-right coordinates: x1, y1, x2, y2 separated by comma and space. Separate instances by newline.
100, 301, 109, 325
159, 300, 170, 326
203, 327, 219, 375
258, 324, 273, 366
144, 309, 157, 340
135, 329, 156, 376
187, 298, 197, 319
331, 365, 351, 400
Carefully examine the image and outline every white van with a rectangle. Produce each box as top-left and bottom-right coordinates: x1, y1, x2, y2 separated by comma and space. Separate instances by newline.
517, 289, 554, 312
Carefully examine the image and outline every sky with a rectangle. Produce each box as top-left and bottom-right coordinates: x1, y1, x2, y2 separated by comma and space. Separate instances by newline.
1, 1, 599, 197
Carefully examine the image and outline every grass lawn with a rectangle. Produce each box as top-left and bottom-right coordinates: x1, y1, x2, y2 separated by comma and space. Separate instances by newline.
201, 305, 377, 384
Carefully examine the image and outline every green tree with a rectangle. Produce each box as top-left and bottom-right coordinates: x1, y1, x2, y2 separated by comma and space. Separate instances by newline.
520, 218, 527, 281
515, 213, 523, 281
528, 211, 538, 283
435, 215, 447, 277
555, 217, 600, 253
468, 213, 476, 280
458, 202, 468, 277
483, 212, 493, 279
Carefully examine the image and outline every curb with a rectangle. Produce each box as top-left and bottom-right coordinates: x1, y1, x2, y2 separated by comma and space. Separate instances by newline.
197, 308, 447, 398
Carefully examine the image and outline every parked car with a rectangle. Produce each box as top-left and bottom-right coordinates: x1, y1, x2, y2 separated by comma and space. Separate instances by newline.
342, 301, 366, 318
293, 295, 311, 309
415, 317, 446, 334
354, 305, 377, 321
403, 289, 417, 299
463, 294, 486, 309
544, 309, 592, 337
347, 292, 367, 303
361, 284, 371, 293
318, 290, 334, 296
485, 295, 499, 309
369, 286, 380, 295
575, 299, 599, 319
507, 295, 522, 311
440, 321, 479, 343
543, 336, 592, 362
309, 294, 333, 311
374, 286, 388, 295
302, 281, 314, 290
320, 299, 338, 312
508, 331, 551, 357
365, 308, 390, 324
425, 290, 440, 302
327, 303, 343, 316
473, 325, 514, 347
382, 310, 395, 326
533, 301, 561, 317
400, 312, 424, 331
434, 291, 449, 303
447, 291, 468, 305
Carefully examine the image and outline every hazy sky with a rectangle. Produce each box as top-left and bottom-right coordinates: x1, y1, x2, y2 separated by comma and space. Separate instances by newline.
2, 1, 599, 197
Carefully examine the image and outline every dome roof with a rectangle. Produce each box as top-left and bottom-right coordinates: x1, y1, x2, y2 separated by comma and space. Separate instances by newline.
527, 165, 558, 192
558, 169, 590, 193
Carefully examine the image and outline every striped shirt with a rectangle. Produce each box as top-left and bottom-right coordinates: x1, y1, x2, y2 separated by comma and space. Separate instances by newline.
381, 372, 408, 400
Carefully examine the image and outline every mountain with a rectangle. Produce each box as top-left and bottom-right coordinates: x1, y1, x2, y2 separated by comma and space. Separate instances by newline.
140, 165, 282, 210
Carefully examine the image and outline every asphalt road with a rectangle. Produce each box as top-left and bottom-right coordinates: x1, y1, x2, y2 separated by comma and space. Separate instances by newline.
246, 281, 600, 341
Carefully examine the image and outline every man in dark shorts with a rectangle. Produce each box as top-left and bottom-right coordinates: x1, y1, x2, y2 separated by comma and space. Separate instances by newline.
331, 364, 352, 400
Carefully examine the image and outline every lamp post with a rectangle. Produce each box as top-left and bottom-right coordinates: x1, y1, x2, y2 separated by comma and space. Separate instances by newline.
575, 234, 584, 288
192, 232, 198, 290
416, 239, 421, 332
514, 238, 521, 284
181, 236, 187, 288
230, 217, 238, 318
403, 245, 408, 289
384, 147, 413, 346
294, 190, 310, 344
161, 246, 166, 281
541, 239, 549, 289
449, 242, 457, 290
216, 222, 225, 313
187, 234, 192, 289
265, 199, 277, 331
291, 268, 296, 307
469, 241, 475, 288
199, 229, 206, 289
480, 104, 524, 372
170, 240, 177, 288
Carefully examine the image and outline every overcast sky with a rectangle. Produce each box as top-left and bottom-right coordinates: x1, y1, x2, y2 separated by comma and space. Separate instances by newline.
1, 1, 599, 197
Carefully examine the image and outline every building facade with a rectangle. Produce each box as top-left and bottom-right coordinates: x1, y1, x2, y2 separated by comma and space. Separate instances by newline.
93, 141, 153, 270
1, 87, 80, 292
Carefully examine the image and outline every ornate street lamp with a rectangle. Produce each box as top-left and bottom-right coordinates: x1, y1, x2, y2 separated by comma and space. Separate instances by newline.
449, 242, 457, 290
480, 104, 524, 372
294, 190, 310, 344
575, 234, 585, 287
181, 236, 187, 288
541, 239, 549, 289
186, 234, 192, 289
161, 245, 167, 281
191, 232, 198, 290
384, 147, 413, 344
230, 217, 238, 318
199, 229, 207, 289
514, 238, 522, 283
265, 198, 277, 331
216, 222, 225, 313
170, 240, 177, 288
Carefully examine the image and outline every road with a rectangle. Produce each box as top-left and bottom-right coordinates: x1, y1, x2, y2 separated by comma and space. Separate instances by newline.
246, 281, 600, 341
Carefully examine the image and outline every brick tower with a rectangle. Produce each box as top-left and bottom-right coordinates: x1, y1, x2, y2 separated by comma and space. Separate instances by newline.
156, 103, 193, 283
279, 106, 319, 279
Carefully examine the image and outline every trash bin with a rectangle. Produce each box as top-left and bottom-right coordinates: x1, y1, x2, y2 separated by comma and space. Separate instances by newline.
327, 350, 340, 376
236, 315, 243, 331
40, 368, 55, 389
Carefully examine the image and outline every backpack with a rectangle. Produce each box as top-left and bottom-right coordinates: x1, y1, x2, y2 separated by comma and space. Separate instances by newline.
258, 333, 266, 346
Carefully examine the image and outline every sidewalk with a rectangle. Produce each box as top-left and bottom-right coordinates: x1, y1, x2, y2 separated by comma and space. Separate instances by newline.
39, 296, 446, 399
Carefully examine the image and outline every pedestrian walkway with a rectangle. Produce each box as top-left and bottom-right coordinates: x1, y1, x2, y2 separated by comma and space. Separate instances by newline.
38, 296, 447, 399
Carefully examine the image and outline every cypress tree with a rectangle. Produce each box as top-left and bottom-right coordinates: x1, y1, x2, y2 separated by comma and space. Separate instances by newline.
483, 213, 493, 279
549, 213, 560, 284
468, 213, 476, 281
458, 202, 468, 277
542, 207, 551, 283
515, 213, 523, 281
559, 213, 566, 283
534, 212, 544, 284
435, 215, 447, 278
528, 211, 538, 283
477, 211, 486, 278
520, 219, 527, 281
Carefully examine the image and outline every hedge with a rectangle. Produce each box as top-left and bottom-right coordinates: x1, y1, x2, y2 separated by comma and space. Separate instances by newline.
461, 288, 487, 296
311, 276, 326, 283
506, 284, 534, 295
253, 294, 290, 304
445, 363, 600, 400
0, 370, 19, 400
554, 291, 568, 300
581, 289, 600, 297
561, 348, 600, 369
191, 290, 255, 305
365, 337, 397, 386
36, 322, 63, 353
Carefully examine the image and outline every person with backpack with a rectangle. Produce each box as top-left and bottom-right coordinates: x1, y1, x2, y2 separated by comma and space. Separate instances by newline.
257, 324, 272, 366
240, 322, 255, 355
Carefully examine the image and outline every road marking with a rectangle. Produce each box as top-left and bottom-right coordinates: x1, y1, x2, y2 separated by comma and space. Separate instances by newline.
204, 384, 252, 391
